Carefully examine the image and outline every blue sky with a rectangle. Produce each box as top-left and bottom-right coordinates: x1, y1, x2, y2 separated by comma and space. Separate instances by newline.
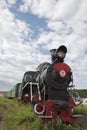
0, 0, 87, 91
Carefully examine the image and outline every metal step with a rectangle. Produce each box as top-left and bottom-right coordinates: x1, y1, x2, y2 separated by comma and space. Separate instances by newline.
71, 114, 83, 117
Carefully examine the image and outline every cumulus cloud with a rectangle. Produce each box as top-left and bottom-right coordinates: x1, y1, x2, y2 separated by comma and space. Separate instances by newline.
0, 1, 35, 90
20, 0, 87, 20
0, 0, 87, 90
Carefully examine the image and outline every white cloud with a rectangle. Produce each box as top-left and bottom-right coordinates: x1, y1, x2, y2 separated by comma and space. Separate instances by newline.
0, 1, 35, 90
20, 0, 87, 21
6, 0, 17, 7
20, 0, 56, 18
0, 0, 87, 90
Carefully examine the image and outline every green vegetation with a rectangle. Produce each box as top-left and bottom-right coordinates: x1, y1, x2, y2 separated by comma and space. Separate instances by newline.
0, 97, 87, 130
77, 89, 87, 98
0, 98, 41, 130
74, 104, 87, 116
73, 104, 87, 129
70, 89, 87, 98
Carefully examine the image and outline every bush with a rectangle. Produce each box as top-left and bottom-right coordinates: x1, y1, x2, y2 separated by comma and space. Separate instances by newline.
74, 104, 87, 116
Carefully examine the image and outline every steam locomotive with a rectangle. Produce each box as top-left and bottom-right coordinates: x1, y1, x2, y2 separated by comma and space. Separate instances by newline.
20, 45, 80, 122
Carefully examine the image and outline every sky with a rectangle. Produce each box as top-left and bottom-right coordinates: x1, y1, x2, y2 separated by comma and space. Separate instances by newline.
0, 0, 87, 91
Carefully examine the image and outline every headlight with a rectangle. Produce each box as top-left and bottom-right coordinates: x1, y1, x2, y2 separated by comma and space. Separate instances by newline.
57, 51, 66, 59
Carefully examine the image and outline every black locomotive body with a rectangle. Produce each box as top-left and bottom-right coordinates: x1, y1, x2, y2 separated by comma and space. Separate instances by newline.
20, 45, 80, 122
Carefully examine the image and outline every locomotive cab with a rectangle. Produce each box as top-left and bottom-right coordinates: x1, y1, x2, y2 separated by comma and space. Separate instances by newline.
21, 71, 38, 102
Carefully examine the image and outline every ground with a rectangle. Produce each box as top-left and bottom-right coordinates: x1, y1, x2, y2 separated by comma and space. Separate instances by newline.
0, 111, 6, 130
75, 116, 87, 129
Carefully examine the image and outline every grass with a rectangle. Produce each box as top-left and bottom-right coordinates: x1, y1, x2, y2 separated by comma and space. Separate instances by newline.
74, 104, 87, 116
0, 97, 9, 121
1, 97, 86, 130
3, 99, 41, 130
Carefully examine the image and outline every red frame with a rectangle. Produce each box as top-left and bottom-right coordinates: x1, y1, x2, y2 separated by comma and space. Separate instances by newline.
33, 96, 77, 122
